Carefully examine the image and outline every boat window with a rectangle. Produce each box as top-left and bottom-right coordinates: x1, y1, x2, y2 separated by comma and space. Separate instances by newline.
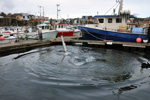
46, 26, 49, 29
42, 26, 44, 29
61, 25, 63, 28
116, 18, 122, 23
98, 19, 104, 23
108, 18, 112, 23
59, 25, 61, 28
54, 26, 56, 29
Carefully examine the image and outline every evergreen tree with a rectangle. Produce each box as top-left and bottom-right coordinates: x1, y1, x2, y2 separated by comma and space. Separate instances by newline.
0, 12, 6, 17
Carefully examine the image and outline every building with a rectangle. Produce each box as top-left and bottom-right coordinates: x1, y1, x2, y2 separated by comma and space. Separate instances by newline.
14, 13, 33, 20
0, 16, 4, 18
16, 14, 22, 20
81, 16, 97, 24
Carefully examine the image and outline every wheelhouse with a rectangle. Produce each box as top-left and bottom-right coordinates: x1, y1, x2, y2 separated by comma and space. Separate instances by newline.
94, 15, 135, 31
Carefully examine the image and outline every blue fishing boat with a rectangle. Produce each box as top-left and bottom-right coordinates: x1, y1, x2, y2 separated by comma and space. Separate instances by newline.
78, 0, 148, 42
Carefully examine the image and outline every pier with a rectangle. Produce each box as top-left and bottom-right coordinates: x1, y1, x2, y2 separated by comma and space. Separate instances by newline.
51, 36, 150, 49
1, 35, 150, 58
0, 40, 52, 57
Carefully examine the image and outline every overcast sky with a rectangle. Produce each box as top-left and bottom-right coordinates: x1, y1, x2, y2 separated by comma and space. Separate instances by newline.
0, 0, 150, 19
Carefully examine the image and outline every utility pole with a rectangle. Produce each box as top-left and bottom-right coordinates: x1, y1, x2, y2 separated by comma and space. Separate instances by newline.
57, 4, 60, 20
43, 6, 44, 20
38, 5, 42, 23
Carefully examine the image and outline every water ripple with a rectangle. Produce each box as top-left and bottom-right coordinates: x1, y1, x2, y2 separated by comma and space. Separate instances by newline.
1, 46, 150, 100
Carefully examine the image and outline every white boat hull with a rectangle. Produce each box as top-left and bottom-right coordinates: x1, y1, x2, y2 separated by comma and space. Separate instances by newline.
27, 30, 58, 40
0, 37, 16, 44
42, 30, 58, 39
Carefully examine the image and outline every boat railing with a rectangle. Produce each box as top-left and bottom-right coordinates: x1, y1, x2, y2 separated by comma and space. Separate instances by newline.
105, 28, 148, 34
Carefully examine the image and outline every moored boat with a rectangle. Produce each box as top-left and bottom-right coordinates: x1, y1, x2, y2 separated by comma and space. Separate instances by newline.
27, 30, 58, 40
57, 30, 74, 37
52, 24, 74, 37
41, 30, 58, 39
27, 21, 58, 40
78, 0, 148, 42
0, 35, 16, 44
78, 24, 147, 42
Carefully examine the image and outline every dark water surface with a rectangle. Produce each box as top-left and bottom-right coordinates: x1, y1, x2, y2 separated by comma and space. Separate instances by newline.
0, 45, 150, 100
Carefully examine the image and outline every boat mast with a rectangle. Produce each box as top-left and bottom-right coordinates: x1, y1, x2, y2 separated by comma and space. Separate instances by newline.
118, 0, 123, 15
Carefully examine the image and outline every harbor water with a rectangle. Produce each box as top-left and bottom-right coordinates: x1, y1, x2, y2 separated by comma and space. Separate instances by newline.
0, 45, 150, 100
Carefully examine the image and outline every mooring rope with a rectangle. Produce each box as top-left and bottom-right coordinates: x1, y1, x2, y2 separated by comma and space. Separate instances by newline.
104, 2, 119, 15
81, 27, 105, 40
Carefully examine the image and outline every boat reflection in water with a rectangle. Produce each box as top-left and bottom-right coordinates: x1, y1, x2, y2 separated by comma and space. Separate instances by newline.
0, 46, 150, 100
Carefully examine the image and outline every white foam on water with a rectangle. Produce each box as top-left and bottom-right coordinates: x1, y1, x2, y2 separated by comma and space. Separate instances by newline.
85, 56, 95, 62
70, 56, 95, 66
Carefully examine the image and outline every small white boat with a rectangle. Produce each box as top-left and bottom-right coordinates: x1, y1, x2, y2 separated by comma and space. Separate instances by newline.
0, 35, 16, 44
26, 30, 58, 40
27, 21, 58, 40
41, 30, 58, 39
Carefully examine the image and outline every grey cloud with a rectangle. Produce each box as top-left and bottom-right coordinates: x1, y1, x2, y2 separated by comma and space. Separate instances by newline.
0, 0, 15, 13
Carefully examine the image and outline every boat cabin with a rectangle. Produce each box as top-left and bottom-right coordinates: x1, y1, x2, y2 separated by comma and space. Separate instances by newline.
37, 21, 51, 30
52, 24, 67, 30
95, 15, 135, 31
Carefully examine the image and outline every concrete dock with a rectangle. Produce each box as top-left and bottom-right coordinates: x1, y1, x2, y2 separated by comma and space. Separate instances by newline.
52, 36, 150, 49
0, 40, 52, 57
0, 35, 150, 57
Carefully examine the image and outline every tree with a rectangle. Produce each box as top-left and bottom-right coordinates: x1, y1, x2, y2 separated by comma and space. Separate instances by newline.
0, 12, 6, 17
7, 13, 12, 17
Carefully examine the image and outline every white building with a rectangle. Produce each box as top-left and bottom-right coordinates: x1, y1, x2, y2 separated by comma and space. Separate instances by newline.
20, 13, 30, 20
0, 16, 4, 18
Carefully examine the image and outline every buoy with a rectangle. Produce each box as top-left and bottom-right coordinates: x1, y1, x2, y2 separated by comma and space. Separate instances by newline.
10, 42, 14, 44
35, 35, 38, 38
136, 37, 142, 43
143, 39, 148, 43
0, 36, 5, 41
